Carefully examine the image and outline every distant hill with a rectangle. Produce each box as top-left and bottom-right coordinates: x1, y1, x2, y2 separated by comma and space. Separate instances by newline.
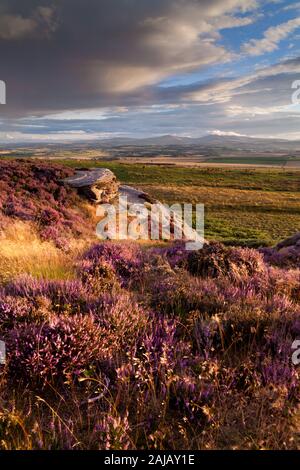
100, 134, 300, 151
1, 133, 300, 153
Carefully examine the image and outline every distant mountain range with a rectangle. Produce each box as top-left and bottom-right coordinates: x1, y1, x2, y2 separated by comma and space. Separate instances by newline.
1, 134, 300, 152
99, 134, 300, 151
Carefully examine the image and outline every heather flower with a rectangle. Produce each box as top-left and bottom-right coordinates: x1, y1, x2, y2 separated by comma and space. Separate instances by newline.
0, 161, 93, 246
5, 275, 91, 314
78, 258, 120, 294
7, 315, 106, 384
81, 242, 142, 286
90, 291, 148, 349
0, 201, 299, 452
0, 295, 52, 330
93, 409, 131, 450
148, 242, 188, 269
188, 242, 265, 279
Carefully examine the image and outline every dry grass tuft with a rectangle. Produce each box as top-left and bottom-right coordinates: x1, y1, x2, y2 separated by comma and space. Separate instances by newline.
0, 221, 89, 283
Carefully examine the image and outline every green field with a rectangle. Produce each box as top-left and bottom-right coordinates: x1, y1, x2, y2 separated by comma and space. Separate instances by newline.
206, 156, 295, 166
57, 160, 300, 246
59, 160, 300, 189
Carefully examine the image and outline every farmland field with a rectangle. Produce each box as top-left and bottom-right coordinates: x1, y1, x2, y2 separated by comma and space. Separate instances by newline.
205, 156, 299, 166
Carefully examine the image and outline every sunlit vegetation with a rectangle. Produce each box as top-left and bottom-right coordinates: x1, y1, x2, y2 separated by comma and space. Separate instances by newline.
0, 160, 299, 450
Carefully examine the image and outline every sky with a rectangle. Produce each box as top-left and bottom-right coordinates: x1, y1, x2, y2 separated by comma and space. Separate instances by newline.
0, 0, 299, 143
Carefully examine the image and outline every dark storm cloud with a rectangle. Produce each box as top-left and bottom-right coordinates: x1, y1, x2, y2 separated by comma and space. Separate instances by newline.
0, 0, 258, 116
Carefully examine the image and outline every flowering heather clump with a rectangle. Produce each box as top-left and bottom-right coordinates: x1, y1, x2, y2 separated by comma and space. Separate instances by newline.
188, 242, 265, 279
0, 295, 52, 330
7, 315, 105, 384
149, 241, 188, 269
1, 229, 300, 449
78, 258, 120, 294
0, 161, 93, 247
91, 291, 149, 349
5, 275, 91, 314
265, 266, 300, 300
80, 242, 143, 286
92, 409, 131, 450
117, 316, 212, 443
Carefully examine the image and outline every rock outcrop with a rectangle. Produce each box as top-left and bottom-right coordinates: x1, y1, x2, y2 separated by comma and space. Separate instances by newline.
64, 167, 205, 245
62, 168, 119, 203
275, 232, 300, 257
119, 185, 205, 245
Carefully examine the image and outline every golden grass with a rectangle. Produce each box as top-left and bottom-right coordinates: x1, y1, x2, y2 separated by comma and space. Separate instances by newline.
0, 209, 160, 284
136, 184, 300, 209
135, 184, 300, 245
0, 221, 89, 283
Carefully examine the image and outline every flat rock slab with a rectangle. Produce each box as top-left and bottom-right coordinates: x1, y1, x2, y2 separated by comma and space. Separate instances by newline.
62, 168, 116, 188
119, 185, 157, 205
62, 168, 119, 203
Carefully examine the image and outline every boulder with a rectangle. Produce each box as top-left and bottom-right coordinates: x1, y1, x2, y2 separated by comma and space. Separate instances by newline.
62, 168, 119, 203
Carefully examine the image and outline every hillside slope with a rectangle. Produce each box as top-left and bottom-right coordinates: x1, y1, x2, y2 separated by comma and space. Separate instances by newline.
0, 161, 299, 450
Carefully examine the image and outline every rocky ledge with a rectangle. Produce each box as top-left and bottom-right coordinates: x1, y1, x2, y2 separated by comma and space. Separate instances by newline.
62, 168, 119, 203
